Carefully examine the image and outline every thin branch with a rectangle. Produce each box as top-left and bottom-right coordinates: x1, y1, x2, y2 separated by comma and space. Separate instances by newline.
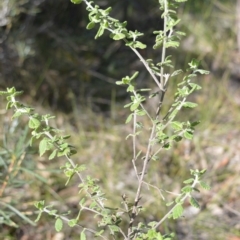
130, 47, 164, 91
154, 174, 199, 229
142, 181, 165, 201
43, 208, 108, 240
128, 124, 156, 238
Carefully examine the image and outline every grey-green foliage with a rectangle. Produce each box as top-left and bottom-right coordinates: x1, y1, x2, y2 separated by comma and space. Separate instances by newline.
0, 0, 210, 239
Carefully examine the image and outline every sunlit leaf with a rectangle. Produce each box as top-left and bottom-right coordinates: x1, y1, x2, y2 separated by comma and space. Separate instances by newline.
39, 138, 48, 156
68, 219, 77, 227
171, 69, 183, 77
130, 103, 140, 111
130, 71, 139, 80
49, 149, 57, 160
194, 69, 210, 74
86, 21, 95, 29
165, 41, 179, 48
199, 181, 211, 190
80, 231, 86, 240
183, 178, 194, 184
55, 218, 63, 232
173, 204, 183, 219
125, 114, 133, 124
29, 117, 41, 129
95, 26, 104, 39
113, 33, 126, 40
183, 102, 198, 108
181, 185, 192, 193
71, 0, 82, 4
184, 131, 193, 140
171, 121, 183, 131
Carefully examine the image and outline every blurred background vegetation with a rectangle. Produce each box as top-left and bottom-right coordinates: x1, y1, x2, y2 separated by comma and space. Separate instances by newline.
0, 0, 240, 239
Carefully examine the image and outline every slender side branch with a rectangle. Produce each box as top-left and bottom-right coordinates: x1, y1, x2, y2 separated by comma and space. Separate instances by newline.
156, 0, 169, 117
160, 0, 168, 88
132, 111, 139, 180
130, 47, 164, 91
42, 208, 108, 240
128, 123, 157, 238
154, 174, 200, 229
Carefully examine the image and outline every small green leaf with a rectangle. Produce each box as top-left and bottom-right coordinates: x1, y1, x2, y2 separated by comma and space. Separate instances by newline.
165, 41, 179, 48
188, 83, 202, 91
95, 26, 104, 39
113, 33, 126, 40
153, 40, 163, 49
127, 85, 134, 92
166, 201, 174, 206
183, 102, 198, 108
39, 138, 48, 156
12, 111, 22, 119
130, 103, 140, 111
94, 230, 104, 237
173, 135, 182, 142
109, 225, 120, 232
80, 231, 86, 240
0, 90, 8, 95
125, 114, 133, 124
124, 102, 132, 108
49, 209, 57, 215
69, 148, 77, 156
171, 121, 183, 131
68, 219, 77, 227
136, 110, 146, 116
79, 198, 86, 206
49, 149, 58, 160
199, 181, 211, 190
29, 117, 41, 129
193, 187, 200, 192
163, 233, 175, 240
191, 121, 200, 127
189, 59, 200, 69
55, 218, 63, 232
59, 142, 69, 150
169, 109, 178, 119
184, 131, 193, 140
175, 0, 187, 2
173, 204, 183, 219
34, 200, 45, 210
130, 71, 139, 80
199, 169, 207, 174
181, 185, 193, 193
163, 142, 171, 149
194, 69, 210, 75
104, 7, 112, 14
86, 21, 95, 29
134, 41, 147, 49
183, 178, 194, 184
8, 87, 16, 94
63, 135, 71, 139
6, 102, 12, 110
146, 229, 160, 239
171, 69, 183, 77
70, 0, 82, 4
34, 212, 42, 222
189, 197, 200, 208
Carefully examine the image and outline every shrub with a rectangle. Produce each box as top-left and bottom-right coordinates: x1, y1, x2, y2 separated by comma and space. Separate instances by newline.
0, 0, 210, 239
